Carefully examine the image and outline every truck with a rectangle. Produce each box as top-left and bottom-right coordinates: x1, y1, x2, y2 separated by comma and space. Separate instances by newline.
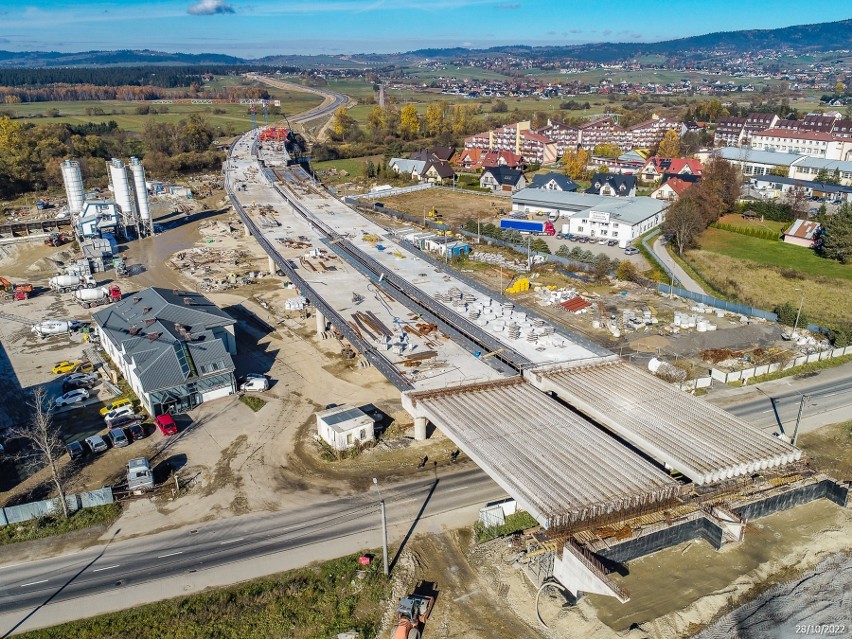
32, 320, 82, 339
127, 458, 154, 492
0, 277, 33, 301
49, 274, 97, 293
499, 218, 556, 236
74, 284, 121, 309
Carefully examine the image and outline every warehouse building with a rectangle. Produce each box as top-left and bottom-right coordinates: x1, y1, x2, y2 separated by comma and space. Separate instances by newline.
511, 188, 668, 247
93, 287, 237, 416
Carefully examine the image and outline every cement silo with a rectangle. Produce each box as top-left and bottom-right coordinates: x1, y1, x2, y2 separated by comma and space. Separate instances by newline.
61, 159, 85, 215
129, 157, 152, 234
107, 159, 136, 227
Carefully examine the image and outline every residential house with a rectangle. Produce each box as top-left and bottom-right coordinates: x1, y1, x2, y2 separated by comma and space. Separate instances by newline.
585, 173, 637, 197
388, 157, 426, 180
421, 159, 456, 184
782, 219, 821, 248
410, 146, 456, 163
458, 148, 524, 170
93, 288, 237, 417
714, 113, 779, 147
750, 128, 852, 161
650, 177, 694, 202
480, 166, 526, 192
528, 172, 579, 191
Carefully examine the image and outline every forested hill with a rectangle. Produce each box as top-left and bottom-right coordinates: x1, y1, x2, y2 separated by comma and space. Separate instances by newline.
0, 49, 244, 68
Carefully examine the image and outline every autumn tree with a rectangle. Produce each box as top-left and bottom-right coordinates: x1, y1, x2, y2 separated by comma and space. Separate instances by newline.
593, 143, 621, 158
425, 101, 446, 136
663, 198, 705, 256
399, 103, 421, 140
562, 147, 590, 180
9, 387, 70, 518
330, 107, 356, 142
657, 129, 681, 157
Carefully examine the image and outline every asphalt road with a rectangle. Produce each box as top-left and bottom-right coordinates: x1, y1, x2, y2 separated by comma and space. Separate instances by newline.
720, 375, 852, 437
0, 467, 504, 635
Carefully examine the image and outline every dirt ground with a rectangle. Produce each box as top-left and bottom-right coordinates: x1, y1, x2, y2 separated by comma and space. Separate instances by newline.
379, 189, 510, 229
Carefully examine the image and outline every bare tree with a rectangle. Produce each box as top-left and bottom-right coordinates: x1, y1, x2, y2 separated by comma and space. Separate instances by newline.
663, 199, 705, 256
9, 386, 69, 518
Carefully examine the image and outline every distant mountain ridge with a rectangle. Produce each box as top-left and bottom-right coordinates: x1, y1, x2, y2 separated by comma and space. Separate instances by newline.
0, 18, 850, 68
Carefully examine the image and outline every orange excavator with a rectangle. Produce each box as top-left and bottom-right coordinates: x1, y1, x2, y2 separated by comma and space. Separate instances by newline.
0, 277, 33, 301
391, 595, 434, 639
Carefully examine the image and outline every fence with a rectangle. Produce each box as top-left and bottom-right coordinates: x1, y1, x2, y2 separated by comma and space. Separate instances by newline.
656, 284, 779, 322
709, 345, 852, 384
348, 183, 433, 200
0, 487, 113, 526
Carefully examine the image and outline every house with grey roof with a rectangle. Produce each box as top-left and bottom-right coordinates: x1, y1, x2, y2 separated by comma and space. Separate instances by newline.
93, 287, 237, 416
528, 172, 579, 192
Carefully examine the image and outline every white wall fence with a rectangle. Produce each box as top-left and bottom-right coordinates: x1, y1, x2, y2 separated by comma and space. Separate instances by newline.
349, 183, 433, 200
479, 498, 518, 528
709, 346, 852, 385
0, 487, 113, 526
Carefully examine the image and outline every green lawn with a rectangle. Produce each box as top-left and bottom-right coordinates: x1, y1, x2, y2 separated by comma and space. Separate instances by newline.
313, 155, 384, 181
698, 227, 852, 281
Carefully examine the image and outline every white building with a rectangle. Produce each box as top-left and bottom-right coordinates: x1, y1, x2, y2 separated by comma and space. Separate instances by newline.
714, 147, 852, 186
93, 287, 237, 416
511, 188, 668, 248
750, 128, 852, 161
316, 405, 375, 451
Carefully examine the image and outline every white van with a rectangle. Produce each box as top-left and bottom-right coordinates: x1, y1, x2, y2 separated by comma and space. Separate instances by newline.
240, 375, 269, 392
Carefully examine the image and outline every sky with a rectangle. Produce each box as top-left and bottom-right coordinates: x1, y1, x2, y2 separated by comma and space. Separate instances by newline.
0, 1, 849, 58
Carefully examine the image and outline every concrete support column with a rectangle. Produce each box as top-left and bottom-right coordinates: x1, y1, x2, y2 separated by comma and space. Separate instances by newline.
268, 255, 276, 275
414, 416, 428, 441
243, 222, 251, 237
316, 309, 326, 335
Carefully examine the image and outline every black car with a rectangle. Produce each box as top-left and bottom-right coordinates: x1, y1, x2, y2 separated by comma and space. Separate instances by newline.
108, 414, 142, 430
66, 440, 85, 459
62, 379, 97, 393
128, 423, 147, 441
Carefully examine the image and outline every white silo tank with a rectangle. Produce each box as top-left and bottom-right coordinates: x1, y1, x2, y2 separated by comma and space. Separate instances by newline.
129, 157, 151, 229
61, 159, 85, 214
108, 159, 135, 222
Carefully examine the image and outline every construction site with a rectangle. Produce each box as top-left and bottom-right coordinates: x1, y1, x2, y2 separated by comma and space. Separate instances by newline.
224, 128, 851, 613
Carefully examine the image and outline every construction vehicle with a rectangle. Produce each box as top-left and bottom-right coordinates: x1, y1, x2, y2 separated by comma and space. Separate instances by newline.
44, 232, 69, 247
32, 320, 82, 339
391, 595, 434, 639
0, 277, 34, 301
49, 274, 97, 292
74, 284, 121, 309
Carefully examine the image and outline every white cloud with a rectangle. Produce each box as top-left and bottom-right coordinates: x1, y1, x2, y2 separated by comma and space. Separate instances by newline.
187, 0, 236, 16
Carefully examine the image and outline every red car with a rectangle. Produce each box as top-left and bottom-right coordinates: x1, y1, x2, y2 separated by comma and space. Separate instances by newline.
154, 414, 178, 436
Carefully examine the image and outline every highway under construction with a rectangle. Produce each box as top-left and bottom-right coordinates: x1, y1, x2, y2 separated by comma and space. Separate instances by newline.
224, 129, 849, 602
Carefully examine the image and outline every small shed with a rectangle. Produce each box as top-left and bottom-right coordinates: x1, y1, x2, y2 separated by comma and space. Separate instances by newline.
782, 219, 821, 248
316, 405, 375, 451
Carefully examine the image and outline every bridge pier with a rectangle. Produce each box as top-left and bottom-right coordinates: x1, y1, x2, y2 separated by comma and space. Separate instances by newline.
268, 255, 276, 275
414, 416, 428, 441
316, 309, 327, 335
244, 222, 251, 237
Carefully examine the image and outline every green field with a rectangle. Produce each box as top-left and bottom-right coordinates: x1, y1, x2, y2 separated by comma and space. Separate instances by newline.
0, 78, 323, 135
697, 227, 852, 281
313, 155, 384, 181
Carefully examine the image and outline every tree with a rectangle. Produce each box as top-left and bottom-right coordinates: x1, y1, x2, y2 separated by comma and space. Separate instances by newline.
330, 107, 356, 142
663, 198, 705, 256
657, 129, 681, 157
774, 301, 808, 328
615, 259, 640, 282
820, 203, 852, 263
9, 387, 70, 518
399, 103, 421, 140
835, 81, 846, 96
425, 102, 445, 136
590, 254, 612, 280
562, 147, 590, 180
593, 143, 621, 158
490, 100, 508, 113
530, 238, 551, 254
784, 186, 808, 219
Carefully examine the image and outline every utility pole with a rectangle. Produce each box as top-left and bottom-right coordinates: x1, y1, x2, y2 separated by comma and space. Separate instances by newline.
791, 394, 809, 446
792, 288, 806, 336
373, 477, 389, 577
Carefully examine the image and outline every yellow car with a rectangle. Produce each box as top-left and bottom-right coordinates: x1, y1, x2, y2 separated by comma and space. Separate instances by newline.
99, 398, 133, 417
72, 361, 94, 374
51, 361, 80, 375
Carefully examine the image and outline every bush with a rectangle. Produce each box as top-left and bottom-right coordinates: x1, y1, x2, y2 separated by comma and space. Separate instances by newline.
239, 395, 266, 412
474, 511, 539, 542
711, 222, 779, 241
774, 300, 808, 327
0, 503, 121, 546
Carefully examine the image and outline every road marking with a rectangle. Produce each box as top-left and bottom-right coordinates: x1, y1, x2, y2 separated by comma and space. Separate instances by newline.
220, 538, 244, 545
20, 580, 48, 587
92, 565, 120, 573
760, 409, 773, 414
157, 551, 184, 559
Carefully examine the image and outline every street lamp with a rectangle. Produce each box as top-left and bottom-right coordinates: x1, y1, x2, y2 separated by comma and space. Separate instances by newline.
792, 288, 806, 336
372, 477, 389, 577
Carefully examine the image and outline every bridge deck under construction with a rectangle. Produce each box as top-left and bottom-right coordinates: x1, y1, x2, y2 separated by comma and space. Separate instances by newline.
402, 378, 681, 529
528, 361, 802, 485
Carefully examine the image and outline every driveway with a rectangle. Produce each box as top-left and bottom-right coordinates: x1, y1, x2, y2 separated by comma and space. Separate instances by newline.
651, 236, 705, 294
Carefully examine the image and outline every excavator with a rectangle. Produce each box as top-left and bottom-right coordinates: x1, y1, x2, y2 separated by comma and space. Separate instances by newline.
44, 232, 69, 247
391, 595, 434, 639
0, 277, 33, 301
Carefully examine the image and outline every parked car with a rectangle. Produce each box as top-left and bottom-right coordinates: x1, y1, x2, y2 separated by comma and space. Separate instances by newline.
154, 414, 178, 436
128, 423, 147, 441
578, 237, 589, 243
52, 360, 80, 375
66, 440, 85, 459
55, 388, 90, 407
607, 239, 619, 247
104, 405, 135, 425
108, 414, 141, 429
62, 373, 99, 392
555, 232, 564, 239
240, 375, 269, 392
99, 398, 133, 417
597, 238, 608, 245
108, 428, 130, 448
84, 434, 108, 454
624, 246, 640, 255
